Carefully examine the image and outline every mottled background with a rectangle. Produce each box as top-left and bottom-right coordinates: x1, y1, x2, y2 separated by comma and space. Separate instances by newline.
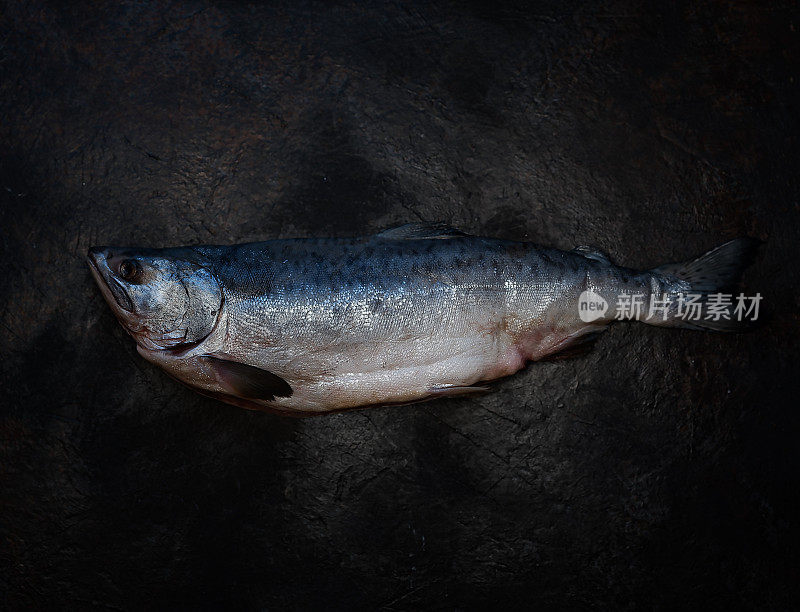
1, 0, 798, 608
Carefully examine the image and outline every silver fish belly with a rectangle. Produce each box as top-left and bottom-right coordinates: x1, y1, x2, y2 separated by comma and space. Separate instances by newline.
87, 223, 758, 414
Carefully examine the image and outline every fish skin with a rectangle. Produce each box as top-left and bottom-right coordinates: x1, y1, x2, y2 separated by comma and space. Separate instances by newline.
87, 224, 756, 414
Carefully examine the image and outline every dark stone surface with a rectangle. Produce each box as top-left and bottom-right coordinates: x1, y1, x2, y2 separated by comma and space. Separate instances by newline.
1, 1, 798, 608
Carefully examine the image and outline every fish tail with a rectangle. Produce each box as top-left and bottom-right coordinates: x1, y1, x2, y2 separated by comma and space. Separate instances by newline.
646, 237, 762, 331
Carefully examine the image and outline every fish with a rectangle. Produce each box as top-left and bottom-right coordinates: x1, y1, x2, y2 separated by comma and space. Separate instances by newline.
87, 223, 759, 415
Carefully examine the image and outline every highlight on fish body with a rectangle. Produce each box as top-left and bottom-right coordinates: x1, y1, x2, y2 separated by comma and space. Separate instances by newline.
87, 224, 760, 415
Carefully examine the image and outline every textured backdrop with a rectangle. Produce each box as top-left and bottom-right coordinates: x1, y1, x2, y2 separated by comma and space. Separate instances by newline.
1, 1, 798, 608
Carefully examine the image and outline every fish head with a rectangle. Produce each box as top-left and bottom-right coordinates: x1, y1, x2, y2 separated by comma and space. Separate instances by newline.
87, 246, 223, 352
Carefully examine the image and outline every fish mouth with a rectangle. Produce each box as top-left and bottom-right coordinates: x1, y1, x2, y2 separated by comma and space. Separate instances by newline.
87, 247, 135, 314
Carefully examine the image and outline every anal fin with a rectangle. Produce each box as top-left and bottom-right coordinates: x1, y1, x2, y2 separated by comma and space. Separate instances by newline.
538, 330, 604, 362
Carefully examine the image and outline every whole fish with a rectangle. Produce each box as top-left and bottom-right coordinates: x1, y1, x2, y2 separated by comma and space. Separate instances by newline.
87, 224, 758, 415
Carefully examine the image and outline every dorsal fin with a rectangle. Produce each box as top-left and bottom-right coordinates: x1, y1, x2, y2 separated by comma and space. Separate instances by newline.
572, 245, 612, 265
377, 223, 468, 240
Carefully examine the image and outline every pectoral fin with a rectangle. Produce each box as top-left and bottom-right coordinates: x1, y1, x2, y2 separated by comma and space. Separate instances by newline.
201, 356, 292, 401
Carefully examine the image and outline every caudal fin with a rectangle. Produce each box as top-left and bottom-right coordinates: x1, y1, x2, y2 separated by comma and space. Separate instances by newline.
651, 238, 761, 331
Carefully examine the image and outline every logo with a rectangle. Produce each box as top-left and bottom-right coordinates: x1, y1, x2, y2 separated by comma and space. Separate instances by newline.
578, 290, 608, 322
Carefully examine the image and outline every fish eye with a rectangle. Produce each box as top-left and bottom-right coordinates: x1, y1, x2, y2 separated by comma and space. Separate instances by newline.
118, 259, 140, 282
